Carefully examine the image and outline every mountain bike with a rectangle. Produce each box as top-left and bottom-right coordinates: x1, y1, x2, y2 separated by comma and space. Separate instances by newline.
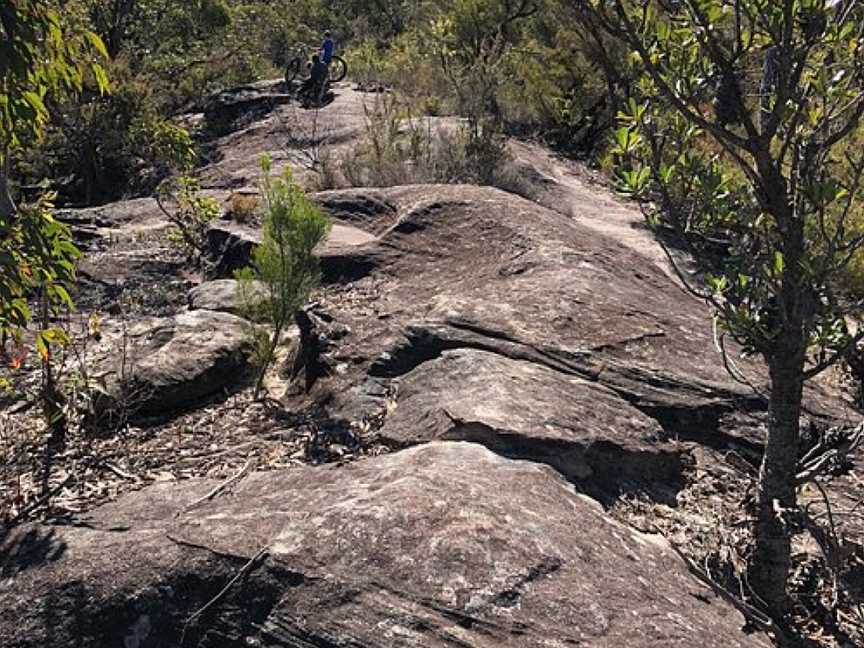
285, 49, 348, 84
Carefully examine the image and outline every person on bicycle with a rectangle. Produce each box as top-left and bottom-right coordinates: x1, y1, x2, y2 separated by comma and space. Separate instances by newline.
320, 30, 335, 66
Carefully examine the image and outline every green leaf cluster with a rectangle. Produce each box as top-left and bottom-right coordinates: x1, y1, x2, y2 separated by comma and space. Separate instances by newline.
0, 193, 79, 350
236, 156, 330, 396
0, 1, 105, 365
1, 0, 108, 152
601, 0, 864, 361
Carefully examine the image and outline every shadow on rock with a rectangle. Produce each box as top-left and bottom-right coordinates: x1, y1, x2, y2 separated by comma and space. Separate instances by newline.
0, 525, 67, 578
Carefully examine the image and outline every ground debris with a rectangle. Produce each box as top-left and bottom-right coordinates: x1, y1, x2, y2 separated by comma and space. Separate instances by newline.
1, 386, 390, 525
611, 445, 864, 648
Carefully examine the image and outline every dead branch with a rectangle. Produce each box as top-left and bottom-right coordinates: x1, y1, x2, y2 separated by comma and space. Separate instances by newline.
178, 460, 252, 516
180, 546, 269, 646
656, 525, 788, 643
717, 329, 769, 400
103, 462, 137, 481
796, 423, 864, 487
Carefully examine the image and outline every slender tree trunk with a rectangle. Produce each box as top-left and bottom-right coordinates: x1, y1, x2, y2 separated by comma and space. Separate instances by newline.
0, 147, 17, 218
254, 325, 282, 400
751, 346, 804, 617
39, 291, 67, 497
750, 207, 807, 619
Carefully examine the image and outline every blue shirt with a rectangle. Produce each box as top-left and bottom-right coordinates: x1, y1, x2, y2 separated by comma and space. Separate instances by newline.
321, 38, 334, 64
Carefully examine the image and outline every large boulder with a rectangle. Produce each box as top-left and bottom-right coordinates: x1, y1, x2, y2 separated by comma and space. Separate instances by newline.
0, 442, 770, 648
90, 309, 253, 417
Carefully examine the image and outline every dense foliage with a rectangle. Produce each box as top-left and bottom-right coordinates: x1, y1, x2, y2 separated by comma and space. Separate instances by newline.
348, 0, 632, 150
1, 1, 107, 355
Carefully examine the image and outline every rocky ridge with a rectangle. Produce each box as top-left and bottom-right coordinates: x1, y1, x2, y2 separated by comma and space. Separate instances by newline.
1, 80, 860, 648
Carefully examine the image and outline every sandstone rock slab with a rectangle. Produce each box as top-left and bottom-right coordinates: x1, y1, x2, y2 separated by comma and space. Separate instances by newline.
379, 348, 686, 497
0, 442, 770, 648
58, 197, 167, 237
203, 84, 292, 136
291, 184, 842, 459
197, 82, 367, 191
187, 279, 265, 315
312, 188, 399, 234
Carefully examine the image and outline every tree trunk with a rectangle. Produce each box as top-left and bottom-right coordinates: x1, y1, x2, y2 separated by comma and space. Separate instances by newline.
750, 346, 804, 618
750, 208, 808, 619
0, 147, 17, 218
743, 157, 810, 616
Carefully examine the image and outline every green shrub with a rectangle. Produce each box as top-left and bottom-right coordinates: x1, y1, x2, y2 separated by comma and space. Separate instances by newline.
236, 156, 331, 398
333, 93, 514, 190
344, 32, 451, 110
155, 176, 221, 265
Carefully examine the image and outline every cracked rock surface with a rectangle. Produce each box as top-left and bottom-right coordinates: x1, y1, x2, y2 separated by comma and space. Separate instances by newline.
0, 442, 770, 648
298, 184, 839, 445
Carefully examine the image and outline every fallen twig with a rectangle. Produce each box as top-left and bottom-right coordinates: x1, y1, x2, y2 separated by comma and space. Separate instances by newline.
178, 460, 252, 516
103, 462, 137, 481
166, 533, 259, 562
174, 440, 263, 464
180, 546, 268, 646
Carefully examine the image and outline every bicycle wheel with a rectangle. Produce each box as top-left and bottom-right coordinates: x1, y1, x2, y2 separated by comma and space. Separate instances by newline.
285, 57, 302, 84
328, 55, 348, 82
